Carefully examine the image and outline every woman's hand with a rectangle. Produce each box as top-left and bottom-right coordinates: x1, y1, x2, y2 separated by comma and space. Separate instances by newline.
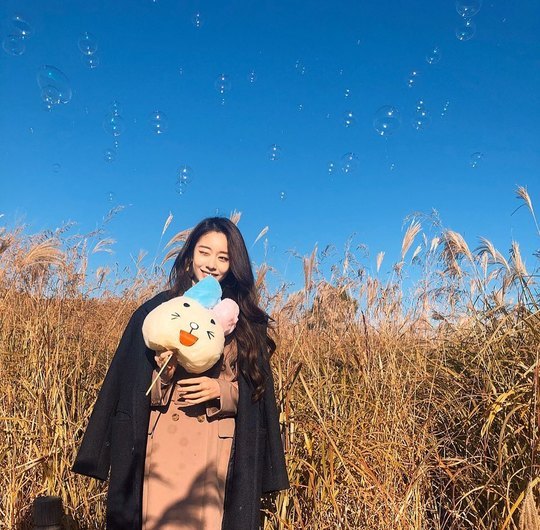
177, 377, 220, 405
154, 351, 178, 383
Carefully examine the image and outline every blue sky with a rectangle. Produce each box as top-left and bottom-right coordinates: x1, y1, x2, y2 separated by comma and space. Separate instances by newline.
1, 0, 539, 289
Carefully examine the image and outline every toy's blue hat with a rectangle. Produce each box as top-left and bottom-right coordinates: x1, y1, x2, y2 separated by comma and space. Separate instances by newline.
183, 275, 222, 308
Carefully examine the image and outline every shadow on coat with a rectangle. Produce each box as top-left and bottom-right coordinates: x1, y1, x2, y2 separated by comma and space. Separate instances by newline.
145, 464, 225, 530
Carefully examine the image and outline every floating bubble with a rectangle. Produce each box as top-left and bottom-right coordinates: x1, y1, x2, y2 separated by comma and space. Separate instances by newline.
113, 139, 120, 150
247, 70, 257, 83
178, 165, 192, 184
426, 46, 441, 65
373, 106, 401, 137
110, 100, 121, 116
37, 65, 72, 107
83, 54, 100, 69
441, 100, 450, 117
178, 67, 184, 76
279, 191, 286, 200
297, 103, 303, 111
149, 111, 168, 134
214, 73, 231, 95
295, 59, 306, 75
107, 191, 116, 202
343, 110, 355, 128
104, 148, 116, 162
192, 12, 203, 28
268, 144, 281, 161
341, 152, 359, 174
52, 163, 61, 173
344, 88, 351, 98
2, 35, 25, 56
456, 18, 476, 41
470, 152, 483, 168
12, 15, 33, 39
412, 104, 431, 130
78, 32, 98, 55
328, 161, 336, 175
406, 70, 420, 88
456, 0, 482, 18
41, 85, 61, 110
389, 162, 396, 171
103, 114, 125, 137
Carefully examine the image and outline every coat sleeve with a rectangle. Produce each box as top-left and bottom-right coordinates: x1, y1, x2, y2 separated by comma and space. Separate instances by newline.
71, 307, 146, 481
261, 355, 290, 493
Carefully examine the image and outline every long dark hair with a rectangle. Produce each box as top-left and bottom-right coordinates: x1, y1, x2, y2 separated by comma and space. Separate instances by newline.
168, 217, 275, 401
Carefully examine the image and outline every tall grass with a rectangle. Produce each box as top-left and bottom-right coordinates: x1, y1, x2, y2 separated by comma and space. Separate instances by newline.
1, 191, 539, 529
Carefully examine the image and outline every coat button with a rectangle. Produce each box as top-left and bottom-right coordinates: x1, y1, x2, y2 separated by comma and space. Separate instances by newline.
197, 414, 205, 423
172, 413, 179, 422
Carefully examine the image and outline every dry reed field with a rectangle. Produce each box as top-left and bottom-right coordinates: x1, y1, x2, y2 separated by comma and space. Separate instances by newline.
1, 190, 539, 529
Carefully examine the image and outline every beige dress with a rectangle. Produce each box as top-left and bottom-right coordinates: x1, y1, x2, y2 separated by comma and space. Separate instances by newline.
142, 340, 238, 530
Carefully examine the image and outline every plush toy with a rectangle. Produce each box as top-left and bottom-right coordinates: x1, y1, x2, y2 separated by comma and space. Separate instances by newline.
142, 275, 239, 395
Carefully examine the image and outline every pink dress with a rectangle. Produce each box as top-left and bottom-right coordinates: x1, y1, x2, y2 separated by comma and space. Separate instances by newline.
142, 340, 238, 530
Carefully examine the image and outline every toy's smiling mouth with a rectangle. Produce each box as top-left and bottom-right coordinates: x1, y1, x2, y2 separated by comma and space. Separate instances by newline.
179, 330, 198, 346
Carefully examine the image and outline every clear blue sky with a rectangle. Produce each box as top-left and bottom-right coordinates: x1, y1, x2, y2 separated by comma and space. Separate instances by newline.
1, 0, 539, 289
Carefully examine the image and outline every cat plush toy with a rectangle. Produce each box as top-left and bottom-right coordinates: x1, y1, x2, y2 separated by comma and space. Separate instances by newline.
142, 275, 239, 393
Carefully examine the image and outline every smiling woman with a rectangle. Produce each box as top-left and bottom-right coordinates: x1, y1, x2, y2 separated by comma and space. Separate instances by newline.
192, 231, 230, 282
72, 216, 289, 530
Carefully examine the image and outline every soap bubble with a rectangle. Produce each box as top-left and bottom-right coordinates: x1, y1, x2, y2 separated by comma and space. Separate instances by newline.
344, 88, 351, 98
247, 70, 257, 83
426, 47, 441, 65
41, 85, 61, 110
373, 106, 401, 137
178, 67, 184, 76
107, 191, 116, 202
470, 152, 483, 168
2, 35, 25, 56
78, 32, 98, 55
279, 191, 286, 200
83, 55, 100, 69
104, 148, 116, 162
37, 65, 72, 107
390, 162, 396, 171
295, 59, 306, 75
103, 114, 125, 137
214, 73, 231, 95
192, 12, 203, 28
12, 15, 33, 39
297, 103, 304, 111
328, 161, 336, 175
456, 18, 476, 41
268, 144, 281, 161
178, 165, 192, 184
456, 0, 482, 18
149, 111, 168, 134
406, 70, 420, 88
441, 100, 450, 117
341, 152, 359, 174
52, 163, 61, 173
412, 103, 431, 130
343, 111, 355, 128
110, 101, 121, 116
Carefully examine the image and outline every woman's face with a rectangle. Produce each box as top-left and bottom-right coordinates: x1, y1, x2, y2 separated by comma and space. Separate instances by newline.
192, 231, 230, 283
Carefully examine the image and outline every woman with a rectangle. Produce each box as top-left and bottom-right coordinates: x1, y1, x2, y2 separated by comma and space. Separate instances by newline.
72, 217, 289, 530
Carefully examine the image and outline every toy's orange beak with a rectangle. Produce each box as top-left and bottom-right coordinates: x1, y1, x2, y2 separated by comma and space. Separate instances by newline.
179, 330, 198, 346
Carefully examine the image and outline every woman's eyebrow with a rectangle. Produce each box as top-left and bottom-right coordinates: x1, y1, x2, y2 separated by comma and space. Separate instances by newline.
198, 244, 228, 255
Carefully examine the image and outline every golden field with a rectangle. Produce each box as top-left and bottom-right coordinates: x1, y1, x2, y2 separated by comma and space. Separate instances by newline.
1, 191, 539, 529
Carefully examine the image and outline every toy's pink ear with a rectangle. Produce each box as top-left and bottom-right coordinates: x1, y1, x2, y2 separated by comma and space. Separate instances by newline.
212, 298, 240, 336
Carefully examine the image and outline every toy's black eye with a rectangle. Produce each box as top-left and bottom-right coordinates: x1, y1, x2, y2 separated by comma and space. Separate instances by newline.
210, 319, 215, 325
183, 302, 190, 307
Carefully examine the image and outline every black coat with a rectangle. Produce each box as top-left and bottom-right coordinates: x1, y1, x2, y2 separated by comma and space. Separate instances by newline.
72, 291, 289, 529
